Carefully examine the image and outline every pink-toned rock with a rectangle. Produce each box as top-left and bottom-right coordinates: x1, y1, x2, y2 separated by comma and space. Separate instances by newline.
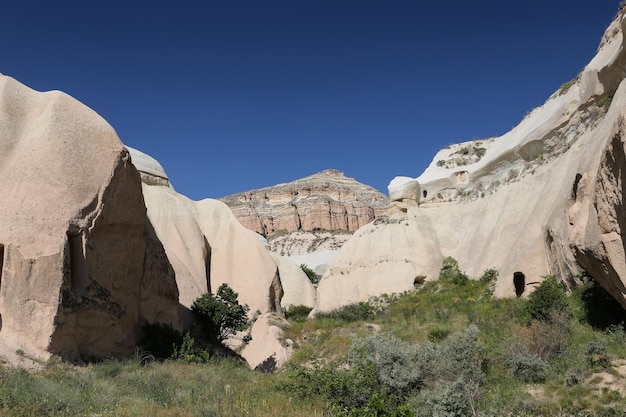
220, 169, 389, 235
0, 74, 180, 362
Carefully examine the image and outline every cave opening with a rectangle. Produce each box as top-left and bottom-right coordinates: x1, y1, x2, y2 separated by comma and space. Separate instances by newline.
513, 272, 526, 297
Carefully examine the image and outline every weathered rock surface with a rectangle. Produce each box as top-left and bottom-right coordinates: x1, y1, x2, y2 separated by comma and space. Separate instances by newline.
0, 74, 180, 362
130, 149, 302, 369
269, 229, 353, 277
315, 10, 626, 313
220, 169, 389, 235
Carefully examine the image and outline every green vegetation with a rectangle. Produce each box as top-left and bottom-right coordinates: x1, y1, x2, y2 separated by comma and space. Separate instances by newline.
3, 260, 626, 416
300, 263, 321, 285
192, 283, 251, 344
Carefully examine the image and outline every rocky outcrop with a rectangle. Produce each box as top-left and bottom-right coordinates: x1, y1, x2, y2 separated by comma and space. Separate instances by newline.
0, 74, 180, 362
129, 148, 303, 369
220, 169, 389, 235
314, 9, 626, 313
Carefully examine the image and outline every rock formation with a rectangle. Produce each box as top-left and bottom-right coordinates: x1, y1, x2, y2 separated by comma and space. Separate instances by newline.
128, 147, 310, 368
314, 9, 626, 313
0, 74, 180, 363
220, 169, 389, 235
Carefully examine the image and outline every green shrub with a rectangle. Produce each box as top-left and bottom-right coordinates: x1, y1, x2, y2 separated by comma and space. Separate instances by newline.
585, 339, 609, 368
428, 327, 451, 343
479, 268, 499, 283
438, 257, 469, 286
192, 283, 251, 344
172, 332, 210, 363
285, 304, 313, 322
349, 333, 425, 395
139, 322, 184, 360
525, 275, 569, 321
508, 350, 547, 383
300, 264, 321, 285
315, 301, 375, 321
422, 377, 478, 417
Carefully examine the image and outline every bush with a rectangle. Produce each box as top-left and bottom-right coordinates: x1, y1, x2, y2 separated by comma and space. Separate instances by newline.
479, 268, 499, 283
315, 301, 376, 321
585, 339, 609, 368
508, 350, 547, 383
422, 377, 478, 417
525, 275, 569, 321
171, 332, 210, 363
192, 283, 251, 344
284, 304, 313, 322
349, 332, 425, 395
300, 264, 321, 285
439, 257, 469, 286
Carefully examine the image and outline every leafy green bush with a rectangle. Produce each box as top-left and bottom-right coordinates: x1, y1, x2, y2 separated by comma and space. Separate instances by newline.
438, 257, 469, 286
479, 268, 499, 283
284, 305, 313, 322
525, 275, 569, 321
315, 301, 375, 321
192, 283, 251, 344
172, 332, 210, 363
508, 350, 547, 383
284, 304, 313, 322
139, 322, 184, 360
300, 264, 321, 285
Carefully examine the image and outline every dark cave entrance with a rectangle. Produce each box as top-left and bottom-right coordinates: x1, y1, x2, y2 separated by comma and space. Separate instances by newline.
513, 272, 526, 297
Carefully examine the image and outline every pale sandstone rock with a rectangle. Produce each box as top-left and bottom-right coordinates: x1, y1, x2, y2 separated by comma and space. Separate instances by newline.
136, 164, 293, 367
220, 169, 389, 235
388, 176, 421, 202
314, 11, 626, 313
0, 74, 180, 362
269, 252, 317, 309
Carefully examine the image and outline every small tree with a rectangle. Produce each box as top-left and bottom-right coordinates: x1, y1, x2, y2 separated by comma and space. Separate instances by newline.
192, 283, 251, 344
300, 264, 321, 285
525, 275, 569, 321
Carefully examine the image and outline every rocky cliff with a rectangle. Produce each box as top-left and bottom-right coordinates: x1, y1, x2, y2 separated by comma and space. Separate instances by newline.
220, 169, 389, 235
314, 9, 626, 313
0, 74, 180, 363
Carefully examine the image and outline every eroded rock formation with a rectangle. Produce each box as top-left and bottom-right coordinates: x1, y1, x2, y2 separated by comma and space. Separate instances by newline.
314, 9, 626, 313
220, 169, 389, 235
0, 75, 180, 363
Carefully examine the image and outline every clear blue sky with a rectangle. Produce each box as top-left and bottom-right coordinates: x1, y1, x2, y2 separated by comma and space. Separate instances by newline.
0, 1, 620, 199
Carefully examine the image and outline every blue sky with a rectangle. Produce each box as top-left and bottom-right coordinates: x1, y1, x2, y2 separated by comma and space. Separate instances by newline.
0, 1, 620, 199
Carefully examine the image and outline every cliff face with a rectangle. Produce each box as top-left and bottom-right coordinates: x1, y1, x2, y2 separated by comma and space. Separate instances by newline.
314, 10, 626, 313
220, 169, 389, 235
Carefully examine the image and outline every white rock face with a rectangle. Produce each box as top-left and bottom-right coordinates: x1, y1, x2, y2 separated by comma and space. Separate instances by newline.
133, 156, 300, 368
388, 176, 421, 202
314, 11, 626, 313
0, 74, 180, 362
269, 252, 317, 309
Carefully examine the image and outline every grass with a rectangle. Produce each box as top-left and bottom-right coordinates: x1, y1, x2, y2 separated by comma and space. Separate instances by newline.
2, 264, 626, 416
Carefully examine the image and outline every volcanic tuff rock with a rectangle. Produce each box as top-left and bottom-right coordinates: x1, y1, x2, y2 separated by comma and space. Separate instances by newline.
129, 147, 311, 369
314, 8, 626, 313
219, 169, 389, 235
0, 74, 180, 363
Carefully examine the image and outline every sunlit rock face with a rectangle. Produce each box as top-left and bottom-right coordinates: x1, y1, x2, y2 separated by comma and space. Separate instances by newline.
131, 151, 306, 369
314, 10, 626, 313
220, 169, 389, 235
0, 74, 180, 363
